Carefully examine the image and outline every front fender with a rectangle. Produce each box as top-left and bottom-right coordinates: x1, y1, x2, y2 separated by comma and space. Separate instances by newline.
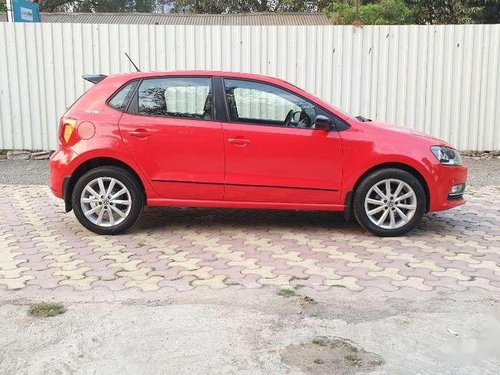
340, 153, 436, 211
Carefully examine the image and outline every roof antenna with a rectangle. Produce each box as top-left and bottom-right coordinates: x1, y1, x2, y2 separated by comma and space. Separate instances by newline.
125, 52, 141, 72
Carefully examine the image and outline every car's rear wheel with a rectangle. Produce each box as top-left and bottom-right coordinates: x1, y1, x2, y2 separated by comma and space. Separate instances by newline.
353, 169, 426, 237
71, 166, 144, 235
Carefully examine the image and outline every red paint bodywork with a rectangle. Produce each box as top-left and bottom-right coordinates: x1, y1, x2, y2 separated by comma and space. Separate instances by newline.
50, 71, 467, 214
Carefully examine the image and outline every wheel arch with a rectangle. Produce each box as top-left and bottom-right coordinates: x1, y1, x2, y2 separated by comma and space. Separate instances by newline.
64, 157, 146, 212
347, 162, 431, 215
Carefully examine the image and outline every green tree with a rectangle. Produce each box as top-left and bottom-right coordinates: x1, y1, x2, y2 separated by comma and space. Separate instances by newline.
325, 0, 415, 24
136, 0, 155, 12
40, 0, 156, 12
483, 1, 500, 22
74, 0, 131, 12
170, 0, 330, 13
409, 0, 500, 24
325, 0, 500, 24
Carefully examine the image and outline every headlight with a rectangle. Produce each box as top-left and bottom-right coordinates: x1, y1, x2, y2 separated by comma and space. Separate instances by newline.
430, 146, 463, 166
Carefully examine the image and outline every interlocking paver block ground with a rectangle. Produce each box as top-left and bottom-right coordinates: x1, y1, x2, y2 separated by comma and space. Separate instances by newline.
0, 185, 499, 293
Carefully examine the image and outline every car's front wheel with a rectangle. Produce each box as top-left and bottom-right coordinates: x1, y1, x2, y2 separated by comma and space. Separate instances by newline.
71, 166, 144, 235
353, 168, 426, 237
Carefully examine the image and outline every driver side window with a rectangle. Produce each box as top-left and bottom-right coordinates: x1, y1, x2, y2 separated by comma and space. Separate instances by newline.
223, 79, 316, 127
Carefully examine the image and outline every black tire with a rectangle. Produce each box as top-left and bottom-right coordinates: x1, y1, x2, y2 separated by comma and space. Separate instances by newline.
71, 166, 144, 235
353, 168, 426, 237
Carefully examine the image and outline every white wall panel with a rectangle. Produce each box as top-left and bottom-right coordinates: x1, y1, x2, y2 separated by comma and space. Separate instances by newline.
0, 23, 499, 150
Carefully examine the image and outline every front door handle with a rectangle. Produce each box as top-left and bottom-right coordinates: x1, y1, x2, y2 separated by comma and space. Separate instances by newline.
228, 137, 250, 147
128, 129, 151, 138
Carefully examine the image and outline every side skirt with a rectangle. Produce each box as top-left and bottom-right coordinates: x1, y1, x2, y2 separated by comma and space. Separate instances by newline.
147, 198, 345, 212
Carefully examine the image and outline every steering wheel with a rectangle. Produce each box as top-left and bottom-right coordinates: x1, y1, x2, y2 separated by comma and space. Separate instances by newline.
284, 110, 313, 128
283, 109, 296, 127
297, 111, 313, 128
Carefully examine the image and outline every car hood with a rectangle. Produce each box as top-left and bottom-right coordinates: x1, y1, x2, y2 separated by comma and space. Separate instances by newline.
362, 121, 452, 147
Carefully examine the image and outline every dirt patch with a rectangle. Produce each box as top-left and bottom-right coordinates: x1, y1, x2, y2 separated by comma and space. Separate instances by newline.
297, 296, 317, 309
281, 336, 384, 374
28, 302, 67, 318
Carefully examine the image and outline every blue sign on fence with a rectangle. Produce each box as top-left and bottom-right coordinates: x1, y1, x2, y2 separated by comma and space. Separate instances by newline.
12, 0, 41, 23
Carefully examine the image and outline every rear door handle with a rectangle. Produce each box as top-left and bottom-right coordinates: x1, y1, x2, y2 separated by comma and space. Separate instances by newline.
228, 137, 250, 147
128, 129, 151, 138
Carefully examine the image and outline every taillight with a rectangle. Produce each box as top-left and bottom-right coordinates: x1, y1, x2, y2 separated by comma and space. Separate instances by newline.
59, 117, 77, 145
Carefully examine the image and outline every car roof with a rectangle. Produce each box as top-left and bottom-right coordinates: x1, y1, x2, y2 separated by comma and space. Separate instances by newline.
107, 70, 289, 84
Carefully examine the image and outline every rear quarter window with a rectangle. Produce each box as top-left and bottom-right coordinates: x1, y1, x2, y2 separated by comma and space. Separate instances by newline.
108, 81, 138, 112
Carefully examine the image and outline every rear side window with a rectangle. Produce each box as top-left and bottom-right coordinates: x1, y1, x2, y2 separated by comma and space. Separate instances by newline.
108, 81, 138, 112
137, 77, 213, 120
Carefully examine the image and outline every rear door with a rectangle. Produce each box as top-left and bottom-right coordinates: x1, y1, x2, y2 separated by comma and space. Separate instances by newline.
119, 76, 225, 200
220, 78, 343, 205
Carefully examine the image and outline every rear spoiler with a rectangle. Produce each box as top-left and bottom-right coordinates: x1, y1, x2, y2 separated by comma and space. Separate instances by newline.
82, 74, 108, 84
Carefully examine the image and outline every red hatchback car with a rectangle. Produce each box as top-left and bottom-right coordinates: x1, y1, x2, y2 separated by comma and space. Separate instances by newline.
49, 71, 467, 236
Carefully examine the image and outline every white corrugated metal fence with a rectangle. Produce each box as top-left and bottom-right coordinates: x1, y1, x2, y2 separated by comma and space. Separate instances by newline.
0, 23, 499, 151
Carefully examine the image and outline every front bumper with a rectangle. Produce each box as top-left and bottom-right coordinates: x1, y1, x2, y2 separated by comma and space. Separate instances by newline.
428, 164, 468, 212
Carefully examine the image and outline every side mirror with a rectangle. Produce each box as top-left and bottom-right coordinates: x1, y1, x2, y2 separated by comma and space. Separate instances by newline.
314, 115, 331, 131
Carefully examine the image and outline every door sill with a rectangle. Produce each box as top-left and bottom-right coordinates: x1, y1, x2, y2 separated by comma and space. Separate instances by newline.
147, 198, 344, 212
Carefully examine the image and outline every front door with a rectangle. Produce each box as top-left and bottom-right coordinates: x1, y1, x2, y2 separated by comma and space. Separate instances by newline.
119, 76, 224, 200
221, 78, 343, 204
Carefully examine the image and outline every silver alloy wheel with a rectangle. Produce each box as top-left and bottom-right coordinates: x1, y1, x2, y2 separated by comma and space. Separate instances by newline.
364, 178, 417, 230
80, 177, 132, 227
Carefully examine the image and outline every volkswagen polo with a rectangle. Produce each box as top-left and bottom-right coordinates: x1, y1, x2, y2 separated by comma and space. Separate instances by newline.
49, 71, 467, 236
